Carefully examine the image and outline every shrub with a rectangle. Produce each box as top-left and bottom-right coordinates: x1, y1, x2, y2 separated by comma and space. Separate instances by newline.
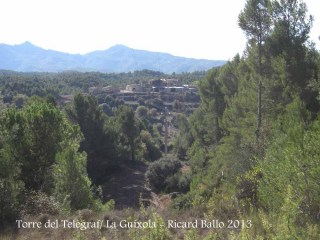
140, 130, 162, 161
171, 192, 194, 210
21, 191, 60, 216
145, 158, 182, 193
136, 106, 148, 118
0, 132, 24, 227
0, 179, 23, 227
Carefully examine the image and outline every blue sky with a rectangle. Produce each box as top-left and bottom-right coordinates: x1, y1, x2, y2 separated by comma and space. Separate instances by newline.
0, 0, 319, 60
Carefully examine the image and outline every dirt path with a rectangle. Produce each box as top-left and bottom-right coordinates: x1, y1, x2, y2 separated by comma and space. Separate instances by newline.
101, 161, 152, 209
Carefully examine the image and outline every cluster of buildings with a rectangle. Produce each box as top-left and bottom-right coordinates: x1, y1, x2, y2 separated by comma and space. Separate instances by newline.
59, 78, 200, 112
88, 78, 197, 95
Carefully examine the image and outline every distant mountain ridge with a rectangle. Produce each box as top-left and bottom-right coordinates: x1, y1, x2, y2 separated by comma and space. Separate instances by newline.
0, 42, 226, 73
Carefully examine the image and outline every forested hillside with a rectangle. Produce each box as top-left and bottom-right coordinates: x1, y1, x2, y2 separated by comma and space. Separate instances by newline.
0, 69, 204, 97
172, 0, 320, 238
1, 0, 320, 239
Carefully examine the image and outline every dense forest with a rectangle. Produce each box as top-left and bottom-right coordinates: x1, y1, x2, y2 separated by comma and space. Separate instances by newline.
0, 70, 204, 98
1, 0, 320, 239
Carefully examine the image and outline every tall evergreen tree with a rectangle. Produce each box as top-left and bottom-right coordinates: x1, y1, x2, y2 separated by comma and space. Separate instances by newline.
66, 93, 118, 183
239, 0, 272, 135
115, 105, 139, 162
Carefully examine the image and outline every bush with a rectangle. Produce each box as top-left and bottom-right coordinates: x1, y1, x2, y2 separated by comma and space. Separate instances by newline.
0, 179, 23, 227
21, 191, 60, 216
171, 192, 194, 210
154, 123, 163, 133
0, 132, 24, 227
136, 106, 148, 118
145, 158, 182, 193
165, 171, 191, 193
3, 95, 13, 104
140, 130, 162, 161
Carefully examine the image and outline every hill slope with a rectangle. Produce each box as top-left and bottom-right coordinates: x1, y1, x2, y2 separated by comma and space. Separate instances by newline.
0, 42, 225, 73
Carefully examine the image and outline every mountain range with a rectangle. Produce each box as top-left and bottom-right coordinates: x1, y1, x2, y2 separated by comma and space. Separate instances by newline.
0, 42, 225, 73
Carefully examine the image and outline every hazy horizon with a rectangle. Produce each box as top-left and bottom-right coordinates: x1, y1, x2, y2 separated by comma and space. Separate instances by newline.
0, 0, 319, 60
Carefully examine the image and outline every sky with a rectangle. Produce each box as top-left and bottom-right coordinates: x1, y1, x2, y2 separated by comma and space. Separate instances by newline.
0, 0, 319, 60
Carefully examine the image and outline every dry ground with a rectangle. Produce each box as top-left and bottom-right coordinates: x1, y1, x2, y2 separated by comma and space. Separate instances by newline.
102, 161, 152, 209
